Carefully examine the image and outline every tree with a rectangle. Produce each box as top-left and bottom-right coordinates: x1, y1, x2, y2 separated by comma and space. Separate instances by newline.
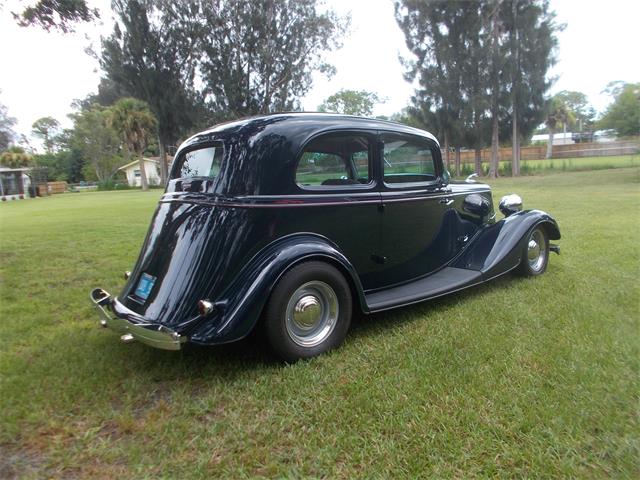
0, 146, 33, 168
68, 105, 123, 182
544, 95, 574, 159
198, 0, 349, 118
504, 0, 560, 175
108, 98, 157, 191
31, 117, 61, 154
101, 0, 205, 185
394, 1, 487, 176
318, 90, 382, 116
598, 82, 640, 137
0, 93, 17, 151
554, 90, 595, 132
13, 0, 99, 33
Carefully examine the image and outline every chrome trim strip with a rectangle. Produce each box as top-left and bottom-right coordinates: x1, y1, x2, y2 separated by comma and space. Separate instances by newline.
90, 288, 185, 351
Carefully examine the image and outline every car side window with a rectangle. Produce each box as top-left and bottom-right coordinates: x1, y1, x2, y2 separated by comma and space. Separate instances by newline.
296, 134, 371, 188
382, 134, 437, 185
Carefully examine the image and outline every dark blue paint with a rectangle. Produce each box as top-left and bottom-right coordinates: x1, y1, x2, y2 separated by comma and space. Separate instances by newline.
97, 113, 560, 347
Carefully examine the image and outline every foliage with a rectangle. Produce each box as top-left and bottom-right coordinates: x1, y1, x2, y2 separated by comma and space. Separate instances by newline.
68, 105, 123, 182
0, 92, 17, 151
0, 167, 638, 477
318, 89, 382, 116
197, 0, 349, 118
395, 0, 560, 176
598, 82, 640, 137
13, 0, 99, 33
100, 0, 205, 183
33, 148, 85, 182
31, 116, 61, 154
544, 94, 575, 159
554, 90, 596, 131
0, 146, 32, 168
108, 97, 157, 191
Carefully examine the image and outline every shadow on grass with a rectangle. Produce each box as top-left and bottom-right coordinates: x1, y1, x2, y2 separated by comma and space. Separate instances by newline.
84, 270, 524, 378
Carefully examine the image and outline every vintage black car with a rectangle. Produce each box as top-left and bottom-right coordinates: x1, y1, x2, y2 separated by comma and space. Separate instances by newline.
91, 113, 560, 361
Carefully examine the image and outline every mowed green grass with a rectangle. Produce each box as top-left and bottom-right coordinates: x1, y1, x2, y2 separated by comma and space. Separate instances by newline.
1, 168, 638, 478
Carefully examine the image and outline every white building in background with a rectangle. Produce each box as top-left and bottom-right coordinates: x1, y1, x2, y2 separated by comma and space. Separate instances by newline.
119, 157, 162, 187
530, 132, 575, 145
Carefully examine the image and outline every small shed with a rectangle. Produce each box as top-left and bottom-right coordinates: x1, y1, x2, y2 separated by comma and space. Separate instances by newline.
118, 157, 163, 187
0, 167, 30, 201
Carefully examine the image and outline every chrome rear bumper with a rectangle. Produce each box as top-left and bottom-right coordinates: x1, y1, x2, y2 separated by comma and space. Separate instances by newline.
90, 288, 186, 351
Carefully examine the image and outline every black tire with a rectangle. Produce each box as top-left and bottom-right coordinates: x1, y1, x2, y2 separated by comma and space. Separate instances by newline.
264, 261, 352, 362
518, 226, 549, 276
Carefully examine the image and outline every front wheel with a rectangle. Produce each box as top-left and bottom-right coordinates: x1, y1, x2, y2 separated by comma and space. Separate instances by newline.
518, 226, 549, 276
264, 261, 352, 362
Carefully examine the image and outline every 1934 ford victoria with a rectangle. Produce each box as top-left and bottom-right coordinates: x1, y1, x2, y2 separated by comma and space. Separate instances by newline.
90, 113, 560, 361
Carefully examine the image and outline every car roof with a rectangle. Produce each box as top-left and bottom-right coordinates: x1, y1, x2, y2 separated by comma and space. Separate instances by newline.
183, 112, 439, 147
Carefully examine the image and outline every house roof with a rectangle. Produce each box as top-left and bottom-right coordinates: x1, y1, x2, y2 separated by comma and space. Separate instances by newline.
118, 157, 161, 171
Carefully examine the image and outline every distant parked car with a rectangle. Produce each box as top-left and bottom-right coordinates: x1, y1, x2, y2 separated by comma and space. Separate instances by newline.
91, 113, 561, 361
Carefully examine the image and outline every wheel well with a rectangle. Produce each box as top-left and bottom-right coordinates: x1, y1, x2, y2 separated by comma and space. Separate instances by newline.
264, 255, 366, 317
539, 220, 561, 241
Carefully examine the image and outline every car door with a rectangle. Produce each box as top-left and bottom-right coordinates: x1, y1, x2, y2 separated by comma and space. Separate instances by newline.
375, 132, 459, 289
276, 130, 384, 290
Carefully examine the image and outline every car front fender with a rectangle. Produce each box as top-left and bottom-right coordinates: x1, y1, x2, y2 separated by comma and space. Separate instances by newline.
453, 210, 560, 279
188, 233, 366, 345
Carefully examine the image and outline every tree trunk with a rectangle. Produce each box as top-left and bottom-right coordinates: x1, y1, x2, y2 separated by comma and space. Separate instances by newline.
489, 113, 500, 178
138, 152, 149, 191
474, 148, 482, 175
510, 0, 520, 177
158, 135, 168, 185
455, 146, 461, 176
511, 108, 520, 176
546, 128, 554, 159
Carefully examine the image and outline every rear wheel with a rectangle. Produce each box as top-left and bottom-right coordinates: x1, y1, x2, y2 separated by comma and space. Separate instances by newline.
518, 226, 549, 276
264, 261, 352, 362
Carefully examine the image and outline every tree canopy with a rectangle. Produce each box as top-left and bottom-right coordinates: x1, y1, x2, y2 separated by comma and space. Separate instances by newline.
31, 116, 61, 154
108, 97, 157, 190
100, 0, 205, 184
395, 0, 560, 176
13, 0, 99, 33
598, 82, 640, 137
318, 90, 382, 116
0, 94, 17, 151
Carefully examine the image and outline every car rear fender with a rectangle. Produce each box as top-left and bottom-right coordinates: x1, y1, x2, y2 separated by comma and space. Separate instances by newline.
188, 233, 366, 345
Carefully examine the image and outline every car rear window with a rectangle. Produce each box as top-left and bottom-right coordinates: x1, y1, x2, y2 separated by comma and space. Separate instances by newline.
173, 144, 224, 179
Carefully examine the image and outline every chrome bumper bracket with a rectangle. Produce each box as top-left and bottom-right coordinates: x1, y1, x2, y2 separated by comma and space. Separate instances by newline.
90, 288, 185, 351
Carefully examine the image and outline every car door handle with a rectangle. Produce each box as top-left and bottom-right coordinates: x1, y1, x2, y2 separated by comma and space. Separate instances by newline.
439, 197, 454, 206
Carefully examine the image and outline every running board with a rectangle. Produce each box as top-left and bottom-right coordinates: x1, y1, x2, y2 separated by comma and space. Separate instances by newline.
365, 267, 482, 312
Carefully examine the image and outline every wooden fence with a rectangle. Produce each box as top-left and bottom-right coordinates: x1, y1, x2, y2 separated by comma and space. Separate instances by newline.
449, 140, 639, 164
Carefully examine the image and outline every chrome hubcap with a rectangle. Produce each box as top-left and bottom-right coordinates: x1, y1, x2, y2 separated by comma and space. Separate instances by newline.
285, 281, 338, 347
527, 229, 546, 272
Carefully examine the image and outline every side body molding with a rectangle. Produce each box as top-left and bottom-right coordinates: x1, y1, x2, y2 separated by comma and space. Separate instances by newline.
188, 233, 367, 345
453, 209, 561, 279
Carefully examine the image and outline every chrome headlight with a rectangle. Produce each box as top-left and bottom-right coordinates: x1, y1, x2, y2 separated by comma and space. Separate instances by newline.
499, 194, 523, 217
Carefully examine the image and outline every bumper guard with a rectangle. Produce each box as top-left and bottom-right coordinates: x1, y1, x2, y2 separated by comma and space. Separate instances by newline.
90, 288, 186, 351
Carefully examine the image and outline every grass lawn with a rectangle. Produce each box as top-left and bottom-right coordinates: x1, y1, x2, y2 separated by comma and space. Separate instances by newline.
1, 168, 638, 478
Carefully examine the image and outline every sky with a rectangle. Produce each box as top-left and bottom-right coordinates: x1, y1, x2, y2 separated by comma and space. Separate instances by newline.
0, 0, 638, 149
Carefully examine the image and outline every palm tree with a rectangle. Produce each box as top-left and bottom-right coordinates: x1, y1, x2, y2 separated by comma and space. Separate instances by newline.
545, 96, 574, 160
108, 98, 157, 191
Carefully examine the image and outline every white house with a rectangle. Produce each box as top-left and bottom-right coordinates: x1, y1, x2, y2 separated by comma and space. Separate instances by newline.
119, 157, 163, 187
530, 132, 575, 145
